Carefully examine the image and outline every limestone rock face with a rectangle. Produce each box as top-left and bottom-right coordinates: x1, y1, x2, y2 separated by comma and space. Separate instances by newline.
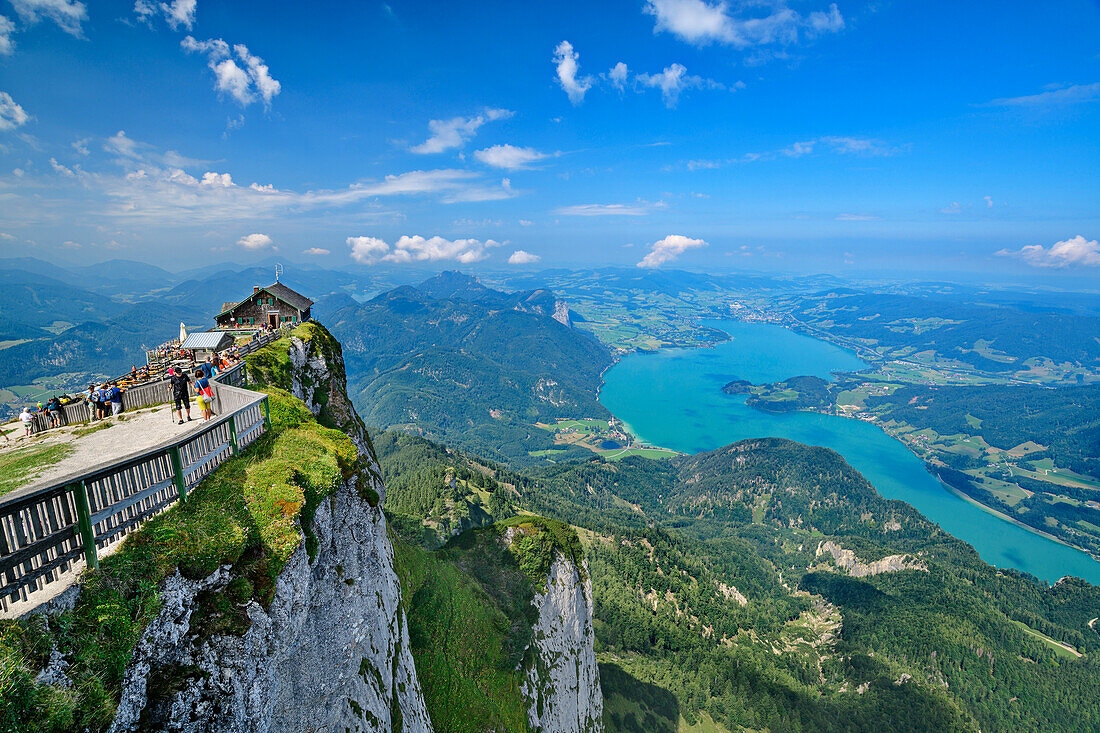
109, 323, 431, 732
108, 478, 432, 733
816, 540, 926, 577
521, 555, 604, 733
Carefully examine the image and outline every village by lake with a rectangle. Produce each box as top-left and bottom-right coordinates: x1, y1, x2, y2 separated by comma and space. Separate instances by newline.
599, 319, 1100, 585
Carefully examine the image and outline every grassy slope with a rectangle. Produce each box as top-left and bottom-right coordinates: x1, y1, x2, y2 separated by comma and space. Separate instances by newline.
391, 514, 586, 732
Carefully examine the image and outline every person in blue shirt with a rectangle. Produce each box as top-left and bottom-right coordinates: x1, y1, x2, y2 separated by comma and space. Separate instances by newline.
108, 382, 124, 416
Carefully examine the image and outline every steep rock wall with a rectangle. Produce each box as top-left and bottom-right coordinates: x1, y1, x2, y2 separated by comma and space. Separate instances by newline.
521, 554, 603, 733
109, 324, 432, 732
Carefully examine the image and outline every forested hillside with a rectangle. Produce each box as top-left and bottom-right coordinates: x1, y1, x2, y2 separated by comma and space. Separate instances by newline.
380, 434, 1100, 732
317, 273, 612, 464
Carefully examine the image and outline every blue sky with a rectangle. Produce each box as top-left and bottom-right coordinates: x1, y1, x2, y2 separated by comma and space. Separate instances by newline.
0, 0, 1098, 277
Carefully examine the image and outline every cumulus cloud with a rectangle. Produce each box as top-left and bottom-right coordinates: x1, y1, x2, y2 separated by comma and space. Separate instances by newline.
555, 203, 649, 216
410, 108, 512, 154
0, 91, 29, 131
508, 250, 541, 265
984, 195, 994, 208
636, 63, 724, 107
182, 36, 281, 108
10, 0, 87, 37
303, 247, 329, 256
347, 235, 502, 265
608, 62, 629, 91
644, 0, 843, 48
134, 0, 196, 30
996, 235, 1100, 269
638, 235, 707, 268
986, 82, 1100, 107
237, 233, 273, 250
0, 16, 15, 55
474, 144, 549, 170
553, 41, 593, 105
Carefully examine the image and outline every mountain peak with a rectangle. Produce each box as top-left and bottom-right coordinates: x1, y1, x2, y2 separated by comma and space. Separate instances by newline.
416, 270, 494, 301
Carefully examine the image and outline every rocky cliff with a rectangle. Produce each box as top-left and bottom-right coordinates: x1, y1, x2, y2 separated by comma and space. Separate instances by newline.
815, 540, 926, 578
109, 324, 433, 732
520, 554, 603, 733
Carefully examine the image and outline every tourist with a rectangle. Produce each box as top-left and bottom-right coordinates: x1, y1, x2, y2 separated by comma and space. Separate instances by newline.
194, 368, 214, 421
85, 384, 99, 421
108, 381, 124, 416
19, 406, 33, 437
169, 367, 192, 425
131, 364, 138, 380
45, 395, 62, 428
97, 383, 111, 420
47, 396, 61, 424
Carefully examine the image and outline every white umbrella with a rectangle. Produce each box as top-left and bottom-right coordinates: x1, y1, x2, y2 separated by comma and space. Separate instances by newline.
179, 322, 188, 344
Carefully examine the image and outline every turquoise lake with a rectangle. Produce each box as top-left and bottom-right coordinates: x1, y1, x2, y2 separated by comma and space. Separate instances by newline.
599, 319, 1100, 585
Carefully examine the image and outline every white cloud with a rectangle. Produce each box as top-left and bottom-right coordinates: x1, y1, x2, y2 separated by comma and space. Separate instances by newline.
348, 235, 502, 265
553, 41, 593, 106
644, 0, 843, 48
71, 137, 90, 155
303, 247, 329, 256
0, 15, 15, 55
939, 201, 964, 214
519, 219, 533, 226
986, 82, 1100, 107
984, 195, 994, 208
508, 249, 541, 265
201, 171, 233, 187
135, 0, 195, 30
237, 233, 273, 250
49, 157, 74, 176
835, 213, 878, 221
996, 235, 1100, 269
608, 62, 629, 91
474, 144, 549, 170
182, 36, 281, 108
0, 92, 29, 131
234, 43, 280, 107
555, 203, 649, 216
683, 135, 900, 169
637, 234, 707, 268
10, 0, 87, 37
636, 63, 723, 107
410, 108, 512, 154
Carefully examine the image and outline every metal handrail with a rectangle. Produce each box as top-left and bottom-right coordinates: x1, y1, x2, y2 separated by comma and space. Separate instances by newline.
0, 365, 273, 614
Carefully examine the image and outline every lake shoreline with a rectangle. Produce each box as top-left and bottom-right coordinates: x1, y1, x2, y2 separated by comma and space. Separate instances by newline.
599, 318, 1100, 584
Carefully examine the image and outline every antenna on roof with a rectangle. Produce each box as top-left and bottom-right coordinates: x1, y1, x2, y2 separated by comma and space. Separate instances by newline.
275, 262, 283, 283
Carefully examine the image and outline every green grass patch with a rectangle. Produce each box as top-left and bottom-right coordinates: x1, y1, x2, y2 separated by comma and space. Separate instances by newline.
0, 443, 74, 496
72, 422, 112, 438
1009, 620, 1081, 660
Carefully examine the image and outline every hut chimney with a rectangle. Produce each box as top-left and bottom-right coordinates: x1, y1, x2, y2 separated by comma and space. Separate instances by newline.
253, 286, 260, 294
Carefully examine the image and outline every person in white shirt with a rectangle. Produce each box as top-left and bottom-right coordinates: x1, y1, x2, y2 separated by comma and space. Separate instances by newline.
19, 407, 34, 437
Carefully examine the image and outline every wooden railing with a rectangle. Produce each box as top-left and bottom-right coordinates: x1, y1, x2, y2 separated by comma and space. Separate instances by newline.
0, 373, 271, 614
25, 323, 296, 434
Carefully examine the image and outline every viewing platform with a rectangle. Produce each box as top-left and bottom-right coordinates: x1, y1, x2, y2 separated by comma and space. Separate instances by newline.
0, 330, 297, 618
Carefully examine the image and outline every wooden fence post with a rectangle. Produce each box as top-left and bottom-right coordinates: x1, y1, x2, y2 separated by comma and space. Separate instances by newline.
228, 414, 239, 456
72, 481, 98, 570
168, 446, 188, 502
